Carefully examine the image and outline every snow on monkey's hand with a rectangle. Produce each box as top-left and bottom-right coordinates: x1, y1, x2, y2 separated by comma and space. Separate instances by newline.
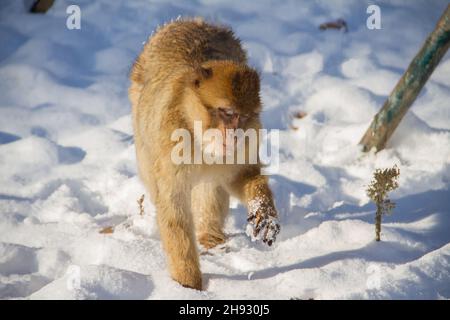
246, 197, 280, 246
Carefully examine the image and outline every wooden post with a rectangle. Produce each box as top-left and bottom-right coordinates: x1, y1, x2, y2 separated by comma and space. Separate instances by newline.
360, 5, 450, 152
30, 0, 55, 14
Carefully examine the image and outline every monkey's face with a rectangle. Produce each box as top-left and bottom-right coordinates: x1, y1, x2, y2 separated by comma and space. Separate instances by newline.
191, 61, 262, 156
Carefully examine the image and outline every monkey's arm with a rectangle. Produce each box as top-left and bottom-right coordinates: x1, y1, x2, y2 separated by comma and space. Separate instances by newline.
227, 166, 280, 246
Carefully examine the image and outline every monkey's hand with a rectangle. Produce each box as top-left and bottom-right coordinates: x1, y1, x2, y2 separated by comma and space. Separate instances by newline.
246, 198, 280, 246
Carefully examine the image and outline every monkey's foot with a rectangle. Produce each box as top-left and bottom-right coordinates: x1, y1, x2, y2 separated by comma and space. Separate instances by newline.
198, 232, 226, 249
172, 267, 202, 290
246, 203, 280, 246
246, 215, 280, 246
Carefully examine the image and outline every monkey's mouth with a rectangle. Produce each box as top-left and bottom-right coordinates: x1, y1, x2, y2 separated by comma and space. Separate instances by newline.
223, 137, 238, 150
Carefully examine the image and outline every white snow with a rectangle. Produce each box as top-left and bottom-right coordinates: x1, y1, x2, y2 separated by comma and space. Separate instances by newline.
1, 0, 450, 300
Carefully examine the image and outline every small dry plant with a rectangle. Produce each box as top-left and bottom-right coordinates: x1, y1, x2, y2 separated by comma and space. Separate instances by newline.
366, 165, 400, 241
137, 194, 145, 216
99, 194, 146, 234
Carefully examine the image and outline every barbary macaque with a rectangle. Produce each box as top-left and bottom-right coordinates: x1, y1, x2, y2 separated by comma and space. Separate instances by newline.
129, 18, 280, 290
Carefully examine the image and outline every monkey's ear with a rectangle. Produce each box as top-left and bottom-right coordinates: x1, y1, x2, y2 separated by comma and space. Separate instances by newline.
193, 66, 213, 88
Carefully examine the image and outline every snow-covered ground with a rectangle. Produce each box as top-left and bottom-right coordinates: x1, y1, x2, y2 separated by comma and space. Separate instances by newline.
1, 0, 449, 299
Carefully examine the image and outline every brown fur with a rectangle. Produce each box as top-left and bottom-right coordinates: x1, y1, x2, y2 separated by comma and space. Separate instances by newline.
129, 18, 277, 290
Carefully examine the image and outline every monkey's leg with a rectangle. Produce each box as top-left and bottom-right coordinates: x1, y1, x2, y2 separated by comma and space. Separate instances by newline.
192, 183, 229, 249
156, 183, 202, 290
227, 167, 280, 246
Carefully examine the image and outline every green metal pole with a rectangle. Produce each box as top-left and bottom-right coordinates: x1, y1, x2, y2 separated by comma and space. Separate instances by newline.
360, 5, 450, 152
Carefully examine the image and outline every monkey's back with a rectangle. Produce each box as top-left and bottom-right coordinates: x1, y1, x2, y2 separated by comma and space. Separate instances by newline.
130, 18, 247, 87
